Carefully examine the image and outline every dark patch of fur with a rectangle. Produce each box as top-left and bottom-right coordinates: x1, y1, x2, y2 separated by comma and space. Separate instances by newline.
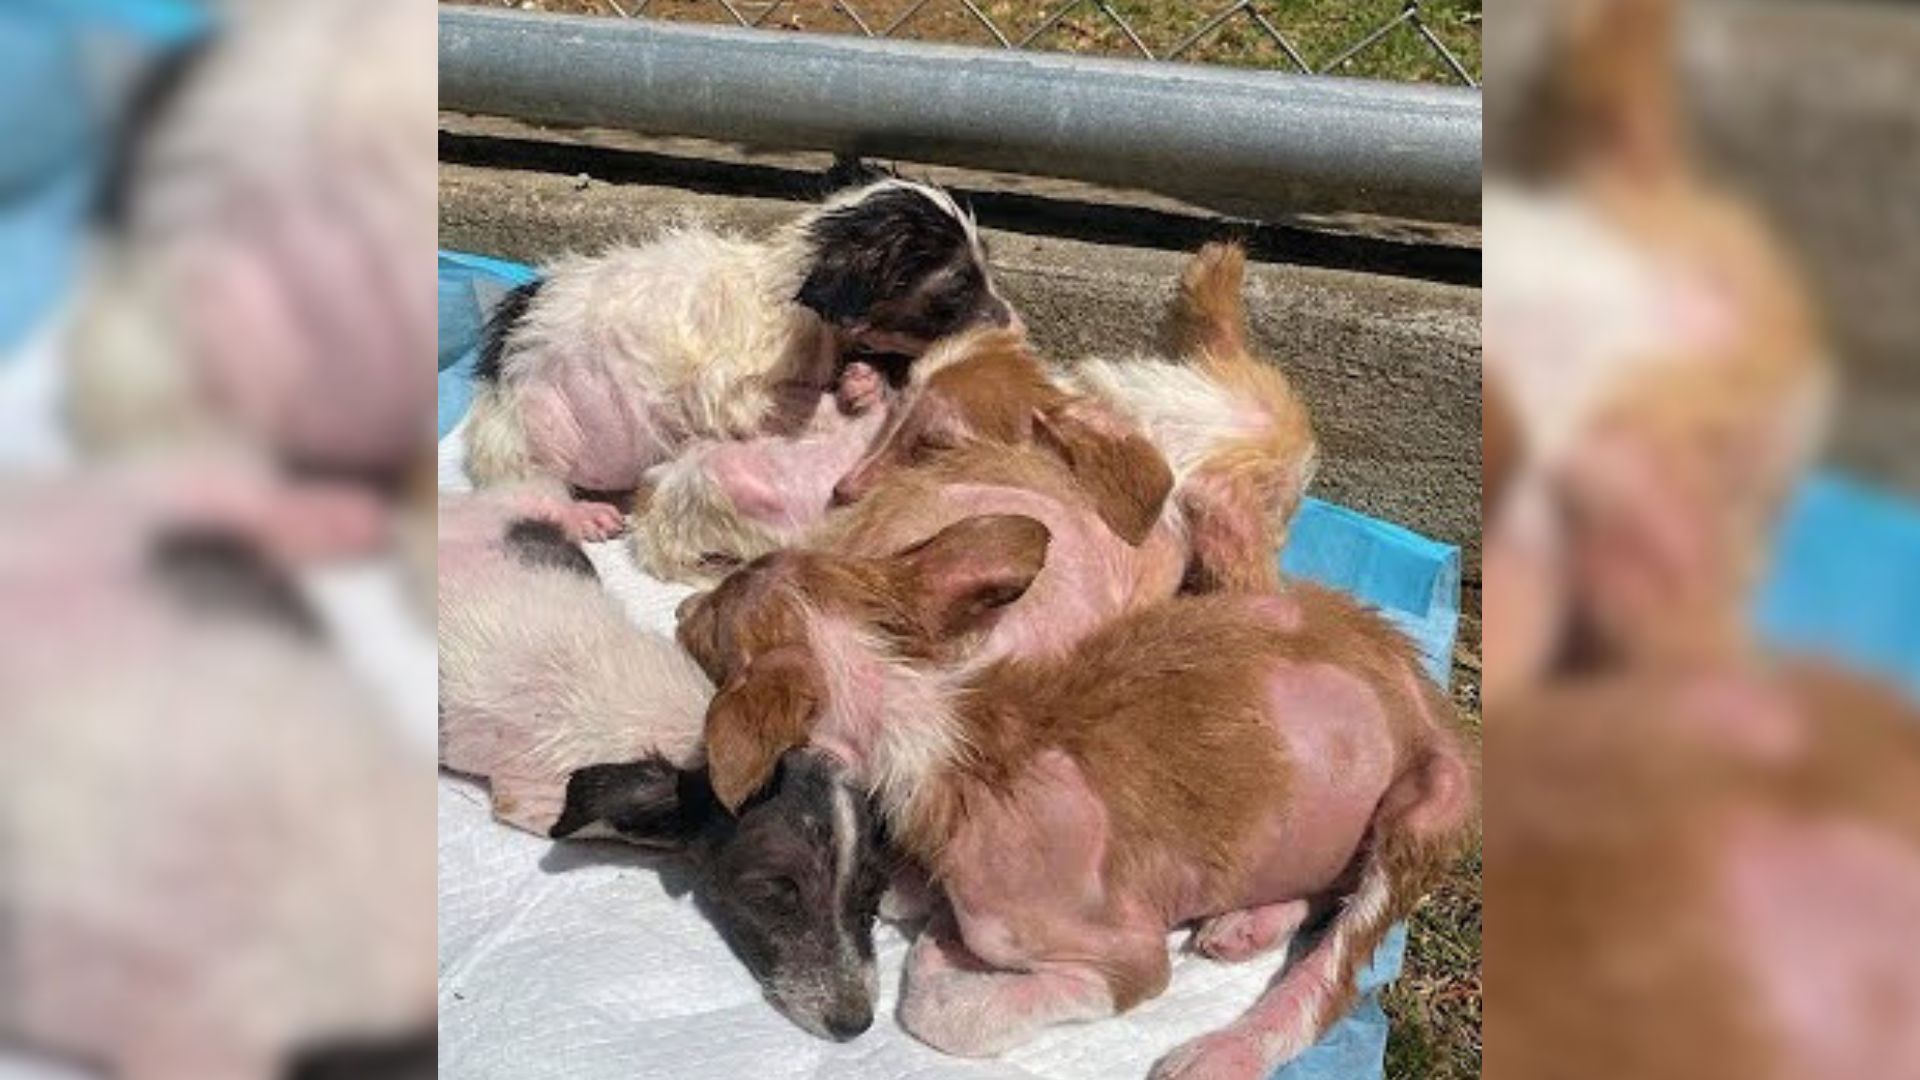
550, 755, 716, 846
693, 751, 888, 1039
503, 518, 596, 580
796, 187, 991, 337
94, 34, 218, 231
148, 528, 321, 637
474, 279, 544, 383
820, 157, 897, 195
282, 1025, 436, 1080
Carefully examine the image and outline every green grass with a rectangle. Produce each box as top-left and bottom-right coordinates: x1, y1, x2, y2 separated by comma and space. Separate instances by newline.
1384, 844, 1482, 1080
1383, 595, 1483, 1080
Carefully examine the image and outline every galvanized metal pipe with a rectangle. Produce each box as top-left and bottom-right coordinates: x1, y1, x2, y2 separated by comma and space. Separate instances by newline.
440, 8, 1482, 223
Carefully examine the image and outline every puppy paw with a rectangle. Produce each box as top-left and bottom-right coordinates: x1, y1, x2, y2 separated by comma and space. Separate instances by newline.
1190, 900, 1307, 963
879, 866, 937, 924
835, 360, 885, 416
553, 500, 628, 543
1150, 1031, 1268, 1080
900, 973, 990, 1056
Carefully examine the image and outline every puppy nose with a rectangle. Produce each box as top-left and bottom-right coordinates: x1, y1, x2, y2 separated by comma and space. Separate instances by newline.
824, 1006, 873, 1041
829, 477, 862, 507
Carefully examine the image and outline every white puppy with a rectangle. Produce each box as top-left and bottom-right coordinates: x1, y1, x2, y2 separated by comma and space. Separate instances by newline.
462, 179, 1015, 540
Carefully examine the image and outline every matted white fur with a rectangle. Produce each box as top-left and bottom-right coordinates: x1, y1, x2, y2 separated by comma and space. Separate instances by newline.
463, 226, 824, 487
1066, 357, 1267, 487
1066, 350, 1319, 544
628, 448, 781, 584
438, 561, 712, 787
802, 612, 978, 836
464, 179, 985, 491
1485, 183, 1719, 465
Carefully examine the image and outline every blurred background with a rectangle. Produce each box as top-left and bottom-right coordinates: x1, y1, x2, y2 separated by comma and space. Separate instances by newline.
1483, 2, 1920, 1078
1, 1, 436, 1077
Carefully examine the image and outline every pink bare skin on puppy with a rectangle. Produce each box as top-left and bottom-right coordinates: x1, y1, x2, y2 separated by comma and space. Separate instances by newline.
677, 518, 1475, 1078
1488, 663, 1920, 1080
834, 243, 1316, 595
462, 180, 1016, 540
630, 360, 894, 583
811, 443, 1188, 663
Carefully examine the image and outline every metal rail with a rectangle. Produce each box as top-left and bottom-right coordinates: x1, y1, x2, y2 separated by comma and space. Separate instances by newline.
440, 8, 1482, 224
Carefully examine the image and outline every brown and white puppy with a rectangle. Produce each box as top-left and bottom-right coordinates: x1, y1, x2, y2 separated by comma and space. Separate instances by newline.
1483, 0, 1830, 702
435, 489, 888, 1041
808, 443, 1187, 662
834, 243, 1316, 593
676, 517, 1474, 1078
1487, 661, 1920, 1080
463, 180, 1016, 539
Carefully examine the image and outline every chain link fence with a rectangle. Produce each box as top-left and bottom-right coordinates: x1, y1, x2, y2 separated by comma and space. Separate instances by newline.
452, 0, 1480, 85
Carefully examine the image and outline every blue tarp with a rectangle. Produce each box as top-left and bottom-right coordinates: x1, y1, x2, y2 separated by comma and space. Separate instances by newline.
0, 0, 209, 353
1756, 472, 1920, 701
438, 250, 539, 438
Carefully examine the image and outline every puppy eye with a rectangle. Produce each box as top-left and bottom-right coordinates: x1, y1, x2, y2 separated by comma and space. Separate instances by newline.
744, 874, 802, 908
908, 429, 960, 463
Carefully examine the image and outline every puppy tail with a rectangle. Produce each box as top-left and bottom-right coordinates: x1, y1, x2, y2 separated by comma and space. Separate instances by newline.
65, 256, 208, 455
1164, 241, 1248, 361
1176, 725, 1473, 1075
1529, 0, 1686, 181
1177, 348, 1318, 592
462, 383, 538, 487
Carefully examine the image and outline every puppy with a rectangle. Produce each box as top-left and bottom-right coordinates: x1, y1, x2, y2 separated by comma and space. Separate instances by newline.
1487, 661, 1920, 1080
628, 366, 894, 585
435, 490, 887, 1040
437, 489, 707, 833
1483, 0, 1829, 700
834, 243, 1316, 592
66, 0, 436, 542
677, 516, 1474, 1078
0, 472, 434, 1080
804, 442, 1187, 661
463, 180, 1016, 538
549, 750, 890, 1044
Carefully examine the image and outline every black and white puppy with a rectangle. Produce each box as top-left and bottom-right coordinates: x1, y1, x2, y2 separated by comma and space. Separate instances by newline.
463, 179, 1017, 540
552, 750, 891, 1042
437, 489, 891, 1041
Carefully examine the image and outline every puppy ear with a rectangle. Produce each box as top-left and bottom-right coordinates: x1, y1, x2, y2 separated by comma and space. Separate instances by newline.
1033, 402, 1173, 545
797, 254, 873, 328
550, 755, 711, 849
705, 645, 823, 813
895, 514, 1051, 640
822, 158, 897, 194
